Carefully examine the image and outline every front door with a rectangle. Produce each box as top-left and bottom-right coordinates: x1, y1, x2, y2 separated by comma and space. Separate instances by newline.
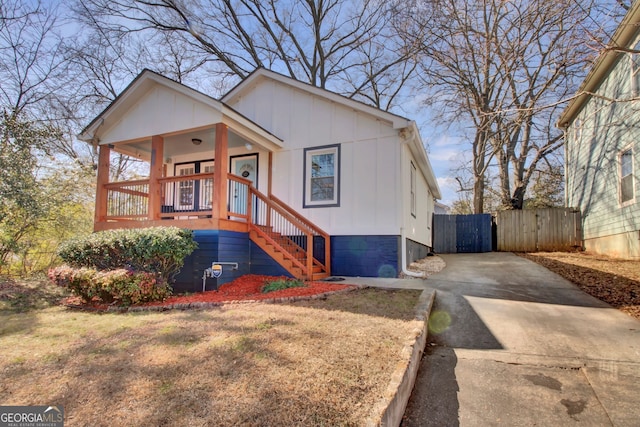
230, 154, 258, 216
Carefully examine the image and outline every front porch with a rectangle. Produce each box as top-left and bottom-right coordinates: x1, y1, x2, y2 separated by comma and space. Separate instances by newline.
93, 122, 330, 282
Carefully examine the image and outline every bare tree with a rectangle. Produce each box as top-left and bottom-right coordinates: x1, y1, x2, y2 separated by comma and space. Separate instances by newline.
0, 0, 67, 118
72, 0, 420, 111
401, 0, 623, 212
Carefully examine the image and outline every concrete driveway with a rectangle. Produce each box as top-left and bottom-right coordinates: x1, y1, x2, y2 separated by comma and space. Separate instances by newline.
402, 252, 640, 427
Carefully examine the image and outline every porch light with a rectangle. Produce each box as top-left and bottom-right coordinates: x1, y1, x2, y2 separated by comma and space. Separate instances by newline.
245, 142, 253, 150
192, 138, 202, 145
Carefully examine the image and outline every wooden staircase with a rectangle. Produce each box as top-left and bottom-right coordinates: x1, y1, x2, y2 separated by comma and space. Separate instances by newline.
247, 188, 330, 281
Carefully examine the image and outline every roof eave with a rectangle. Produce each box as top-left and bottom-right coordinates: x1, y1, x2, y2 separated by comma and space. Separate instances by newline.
558, 2, 640, 127
222, 68, 412, 129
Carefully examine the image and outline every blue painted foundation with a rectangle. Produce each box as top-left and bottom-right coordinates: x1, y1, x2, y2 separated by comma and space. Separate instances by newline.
173, 230, 290, 293
330, 235, 400, 278
174, 232, 412, 293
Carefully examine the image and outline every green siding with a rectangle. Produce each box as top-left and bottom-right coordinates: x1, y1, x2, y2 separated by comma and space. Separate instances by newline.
566, 48, 640, 243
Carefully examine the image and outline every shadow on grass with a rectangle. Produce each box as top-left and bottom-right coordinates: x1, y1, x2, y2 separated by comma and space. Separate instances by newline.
520, 254, 640, 313
402, 346, 459, 427
0, 276, 70, 337
0, 305, 386, 426
0, 276, 68, 313
286, 287, 424, 321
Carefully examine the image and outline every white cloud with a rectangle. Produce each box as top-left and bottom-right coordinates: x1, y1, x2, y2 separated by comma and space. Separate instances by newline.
436, 176, 459, 205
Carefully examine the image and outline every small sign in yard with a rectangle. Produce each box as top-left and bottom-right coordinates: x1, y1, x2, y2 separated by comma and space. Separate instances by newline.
211, 264, 223, 278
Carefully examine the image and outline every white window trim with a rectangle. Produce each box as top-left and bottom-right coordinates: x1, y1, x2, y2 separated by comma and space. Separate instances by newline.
630, 42, 640, 96
619, 144, 635, 207
303, 144, 340, 208
410, 161, 417, 217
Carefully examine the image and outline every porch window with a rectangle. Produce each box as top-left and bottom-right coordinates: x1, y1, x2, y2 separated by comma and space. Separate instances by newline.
200, 163, 215, 209
178, 165, 195, 209
304, 144, 340, 208
170, 161, 214, 212
620, 147, 634, 204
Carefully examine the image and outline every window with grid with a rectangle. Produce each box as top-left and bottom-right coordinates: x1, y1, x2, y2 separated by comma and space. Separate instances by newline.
304, 144, 340, 207
620, 148, 634, 204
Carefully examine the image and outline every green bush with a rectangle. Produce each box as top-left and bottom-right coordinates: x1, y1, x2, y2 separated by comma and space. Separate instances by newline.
261, 277, 305, 293
57, 227, 197, 281
48, 265, 171, 306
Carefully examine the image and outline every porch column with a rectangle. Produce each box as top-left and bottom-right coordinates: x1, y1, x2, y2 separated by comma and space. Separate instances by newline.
148, 135, 164, 220
94, 144, 111, 229
212, 123, 228, 219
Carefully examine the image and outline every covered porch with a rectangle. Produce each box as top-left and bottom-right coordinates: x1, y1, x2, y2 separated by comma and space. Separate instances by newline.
80, 69, 329, 280
94, 122, 262, 232
91, 121, 330, 280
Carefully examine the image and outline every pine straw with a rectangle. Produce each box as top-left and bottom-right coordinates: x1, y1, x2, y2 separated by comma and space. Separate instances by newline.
518, 251, 640, 320
0, 283, 422, 426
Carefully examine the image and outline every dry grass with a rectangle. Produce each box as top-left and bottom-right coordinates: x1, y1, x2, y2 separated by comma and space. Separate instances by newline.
519, 251, 640, 320
0, 278, 422, 426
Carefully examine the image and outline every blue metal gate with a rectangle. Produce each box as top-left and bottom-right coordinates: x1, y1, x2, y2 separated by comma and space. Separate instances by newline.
433, 214, 493, 253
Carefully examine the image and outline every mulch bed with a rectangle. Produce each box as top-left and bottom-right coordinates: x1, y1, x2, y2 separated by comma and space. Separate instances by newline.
64, 274, 357, 312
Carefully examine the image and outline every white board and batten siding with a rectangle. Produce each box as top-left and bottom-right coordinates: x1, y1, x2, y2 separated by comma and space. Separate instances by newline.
225, 75, 435, 247
100, 83, 223, 146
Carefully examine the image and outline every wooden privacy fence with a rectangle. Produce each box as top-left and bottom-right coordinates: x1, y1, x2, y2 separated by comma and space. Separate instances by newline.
496, 208, 582, 252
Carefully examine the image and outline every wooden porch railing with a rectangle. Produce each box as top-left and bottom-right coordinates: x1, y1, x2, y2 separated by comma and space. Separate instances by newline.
103, 173, 217, 221
248, 186, 331, 279
100, 173, 331, 279
104, 179, 149, 220
158, 173, 215, 218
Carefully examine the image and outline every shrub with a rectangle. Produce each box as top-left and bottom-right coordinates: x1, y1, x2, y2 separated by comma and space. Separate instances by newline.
48, 265, 171, 306
57, 227, 197, 282
261, 277, 306, 293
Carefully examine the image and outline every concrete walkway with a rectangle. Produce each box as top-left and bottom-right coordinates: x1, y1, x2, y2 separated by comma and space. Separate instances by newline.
401, 252, 640, 427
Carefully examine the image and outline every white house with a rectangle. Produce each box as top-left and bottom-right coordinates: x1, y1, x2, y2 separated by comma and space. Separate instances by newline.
80, 68, 441, 291
558, 1, 640, 259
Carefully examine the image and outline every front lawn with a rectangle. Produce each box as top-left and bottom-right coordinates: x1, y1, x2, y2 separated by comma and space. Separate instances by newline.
0, 278, 422, 426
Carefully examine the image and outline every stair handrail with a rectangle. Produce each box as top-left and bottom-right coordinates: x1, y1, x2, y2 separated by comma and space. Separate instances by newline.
248, 186, 330, 278
267, 193, 329, 238
267, 193, 331, 277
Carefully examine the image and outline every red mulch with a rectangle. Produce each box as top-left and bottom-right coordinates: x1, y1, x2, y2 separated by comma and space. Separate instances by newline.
146, 275, 353, 306
65, 275, 355, 311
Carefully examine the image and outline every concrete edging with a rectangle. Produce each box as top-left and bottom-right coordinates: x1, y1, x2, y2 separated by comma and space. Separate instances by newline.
366, 288, 436, 427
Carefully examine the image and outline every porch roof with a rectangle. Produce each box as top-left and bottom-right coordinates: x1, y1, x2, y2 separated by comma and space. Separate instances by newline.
78, 69, 283, 156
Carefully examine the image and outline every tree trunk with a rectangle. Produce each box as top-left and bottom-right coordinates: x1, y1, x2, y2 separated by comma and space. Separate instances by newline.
473, 176, 485, 214
511, 186, 526, 209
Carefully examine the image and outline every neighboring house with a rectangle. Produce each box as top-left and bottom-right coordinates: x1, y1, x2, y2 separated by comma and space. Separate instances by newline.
79, 68, 441, 291
558, 2, 640, 259
434, 201, 449, 215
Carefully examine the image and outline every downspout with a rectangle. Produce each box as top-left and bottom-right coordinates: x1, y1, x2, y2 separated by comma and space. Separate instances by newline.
400, 226, 426, 278
399, 125, 426, 278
